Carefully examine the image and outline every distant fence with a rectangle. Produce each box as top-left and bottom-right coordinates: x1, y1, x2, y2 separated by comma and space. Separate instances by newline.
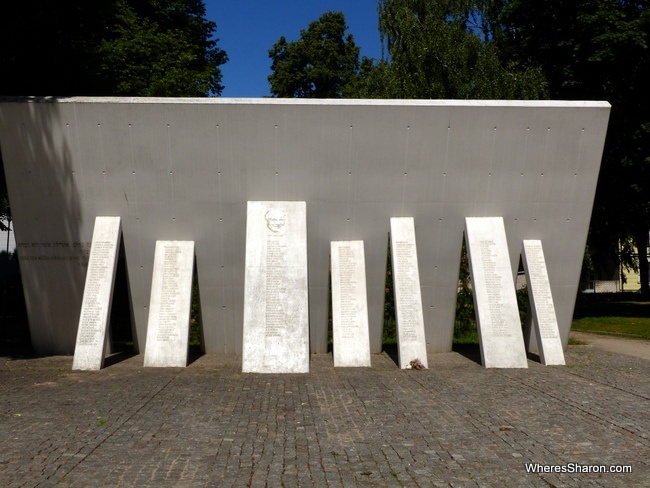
582, 280, 620, 294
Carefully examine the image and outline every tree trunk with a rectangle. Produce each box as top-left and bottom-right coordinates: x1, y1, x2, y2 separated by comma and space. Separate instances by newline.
635, 230, 650, 296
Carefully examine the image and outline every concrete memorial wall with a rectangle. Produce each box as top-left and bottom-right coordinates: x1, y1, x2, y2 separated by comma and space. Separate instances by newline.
0, 98, 610, 359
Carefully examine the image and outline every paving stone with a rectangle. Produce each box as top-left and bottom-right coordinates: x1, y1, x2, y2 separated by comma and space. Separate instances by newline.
0, 347, 648, 486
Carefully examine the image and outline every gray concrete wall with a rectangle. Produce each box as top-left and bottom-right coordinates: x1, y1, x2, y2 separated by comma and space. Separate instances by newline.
0, 98, 610, 355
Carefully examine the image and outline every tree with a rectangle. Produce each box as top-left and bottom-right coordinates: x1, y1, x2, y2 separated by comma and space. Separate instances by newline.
497, 0, 650, 294
0, 0, 227, 96
365, 0, 548, 99
0, 1, 115, 96
268, 11, 364, 98
98, 0, 228, 96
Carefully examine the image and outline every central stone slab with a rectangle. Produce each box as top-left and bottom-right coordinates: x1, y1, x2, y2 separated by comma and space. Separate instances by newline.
465, 217, 528, 368
242, 201, 309, 373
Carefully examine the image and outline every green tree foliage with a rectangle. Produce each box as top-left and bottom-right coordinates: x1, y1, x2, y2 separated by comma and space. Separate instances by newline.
98, 0, 228, 96
0, 0, 227, 96
365, 0, 548, 99
454, 240, 476, 342
498, 0, 650, 294
0, 1, 112, 96
268, 11, 364, 98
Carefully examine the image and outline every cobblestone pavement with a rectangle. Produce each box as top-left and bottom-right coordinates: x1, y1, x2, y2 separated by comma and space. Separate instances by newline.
0, 346, 648, 487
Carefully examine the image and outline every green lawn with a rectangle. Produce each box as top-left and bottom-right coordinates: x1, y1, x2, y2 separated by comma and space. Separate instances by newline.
572, 300, 650, 340
571, 316, 650, 339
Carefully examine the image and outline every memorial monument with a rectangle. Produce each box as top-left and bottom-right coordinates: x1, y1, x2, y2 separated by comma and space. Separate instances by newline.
72, 216, 121, 370
242, 202, 309, 373
0, 98, 610, 369
143, 241, 195, 368
465, 217, 528, 368
521, 240, 566, 365
390, 218, 428, 369
330, 240, 371, 367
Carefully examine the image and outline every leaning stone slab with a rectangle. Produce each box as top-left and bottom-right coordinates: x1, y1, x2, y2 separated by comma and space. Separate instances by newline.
465, 217, 528, 368
331, 241, 371, 367
390, 218, 428, 369
242, 202, 309, 373
72, 217, 121, 371
522, 240, 565, 365
143, 241, 195, 368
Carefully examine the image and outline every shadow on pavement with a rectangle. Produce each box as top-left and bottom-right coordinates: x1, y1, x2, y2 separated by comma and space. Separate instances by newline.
104, 349, 138, 368
452, 343, 483, 366
382, 344, 399, 366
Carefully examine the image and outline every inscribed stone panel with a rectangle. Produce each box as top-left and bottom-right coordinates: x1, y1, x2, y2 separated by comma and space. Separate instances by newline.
72, 217, 121, 370
522, 240, 565, 365
331, 241, 371, 367
390, 218, 428, 369
143, 241, 195, 368
465, 217, 528, 368
242, 202, 309, 373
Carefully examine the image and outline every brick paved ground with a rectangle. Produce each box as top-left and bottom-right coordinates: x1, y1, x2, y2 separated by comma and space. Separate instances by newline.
0, 346, 648, 487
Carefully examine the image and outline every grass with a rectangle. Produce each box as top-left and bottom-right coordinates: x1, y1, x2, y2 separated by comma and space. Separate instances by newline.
567, 337, 589, 346
571, 299, 650, 340
452, 330, 479, 345
571, 316, 650, 339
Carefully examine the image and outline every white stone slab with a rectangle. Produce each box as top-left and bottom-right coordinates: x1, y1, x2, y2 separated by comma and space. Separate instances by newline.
522, 240, 566, 365
143, 241, 195, 367
331, 241, 371, 367
465, 217, 528, 368
72, 217, 121, 370
390, 218, 428, 369
242, 202, 309, 373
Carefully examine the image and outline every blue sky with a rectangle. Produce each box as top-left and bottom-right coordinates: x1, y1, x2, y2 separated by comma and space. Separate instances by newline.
204, 1, 384, 98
